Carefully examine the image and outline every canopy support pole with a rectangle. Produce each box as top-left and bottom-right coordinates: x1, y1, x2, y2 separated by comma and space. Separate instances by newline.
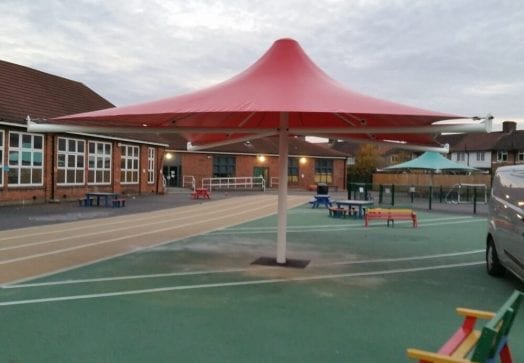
276, 112, 289, 264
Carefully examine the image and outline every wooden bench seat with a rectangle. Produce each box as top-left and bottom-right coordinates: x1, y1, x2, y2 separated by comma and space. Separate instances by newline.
328, 206, 347, 218
112, 198, 126, 208
364, 208, 417, 227
407, 290, 523, 363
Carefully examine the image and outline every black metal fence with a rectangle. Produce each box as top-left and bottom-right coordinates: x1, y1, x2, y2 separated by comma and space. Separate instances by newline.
347, 182, 489, 215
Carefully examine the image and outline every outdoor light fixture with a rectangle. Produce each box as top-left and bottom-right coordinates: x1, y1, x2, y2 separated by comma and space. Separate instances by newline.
299, 157, 307, 164
165, 153, 173, 160
257, 154, 266, 162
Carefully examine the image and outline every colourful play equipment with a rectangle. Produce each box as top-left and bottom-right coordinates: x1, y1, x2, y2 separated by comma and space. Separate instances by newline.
407, 290, 523, 362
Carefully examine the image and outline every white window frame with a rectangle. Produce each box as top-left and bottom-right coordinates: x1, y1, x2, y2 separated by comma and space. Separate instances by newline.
120, 144, 140, 184
147, 147, 155, 184
496, 151, 508, 162
476, 152, 485, 161
518, 151, 524, 162
7, 131, 44, 186
57, 137, 85, 185
0, 130, 4, 187
457, 152, 466, 162
88, 141, 112, 185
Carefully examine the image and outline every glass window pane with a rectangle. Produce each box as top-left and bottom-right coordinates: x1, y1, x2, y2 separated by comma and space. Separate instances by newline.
78, 140, 84, 152
76, 170, 84, 183
88, 170, 94, 183
57, 169, 65, 184
32, 169, 42, 184
77, 155, 84, 167
22, 151, 31, 166
20, 168, 31, 183
67, 170, 75, 183
58, 154, 66, 167
68, 140, 76, 152
8, 169, 19, 184
89, 142, 95, 154
10, 133, 19, 147
9, 151, 19, 165
103, 171, 110, 182
34, 136, 43, 149
22, 135, 32, 148
58, 138, 66, 151
34, 152, 42, 166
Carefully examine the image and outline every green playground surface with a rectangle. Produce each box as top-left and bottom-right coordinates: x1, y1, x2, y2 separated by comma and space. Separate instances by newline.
2, 203, 523, 362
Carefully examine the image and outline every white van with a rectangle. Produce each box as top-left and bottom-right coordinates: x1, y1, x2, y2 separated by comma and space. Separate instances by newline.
486, 164, 524, 281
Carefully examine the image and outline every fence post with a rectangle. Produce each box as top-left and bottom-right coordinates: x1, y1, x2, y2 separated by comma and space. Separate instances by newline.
428, 186, 433, 210
391, 184, 395, 206
473, 187, 477, 214
379, 184, 383, 204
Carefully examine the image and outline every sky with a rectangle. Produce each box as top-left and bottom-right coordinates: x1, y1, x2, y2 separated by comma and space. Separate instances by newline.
1, 0, 523, 131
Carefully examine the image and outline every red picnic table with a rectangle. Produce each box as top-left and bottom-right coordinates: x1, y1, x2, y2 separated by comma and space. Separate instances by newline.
191, 188, 210, 199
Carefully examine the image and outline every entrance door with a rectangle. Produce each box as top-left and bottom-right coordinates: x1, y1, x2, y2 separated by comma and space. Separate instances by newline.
163, 166, 179, 187
253, 167, 269, 187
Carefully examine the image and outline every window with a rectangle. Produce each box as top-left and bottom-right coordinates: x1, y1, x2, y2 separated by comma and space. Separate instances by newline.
476, 152, 485, 161
314, 159, 333, 183
57, 137, 85, 185
213, 155, 235, 177
518, 151, 524, 162
88, 141, 112, 184
457, 152, 466, 162
147, 147, 155, 184
7, 131, 44, 186
288, 157, 299, 184
120, 144, 140, 184
497, 151, 508, 162
0, 130, 3, 187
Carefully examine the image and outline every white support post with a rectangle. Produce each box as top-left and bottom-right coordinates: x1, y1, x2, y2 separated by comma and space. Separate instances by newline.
276, 112, 289, 264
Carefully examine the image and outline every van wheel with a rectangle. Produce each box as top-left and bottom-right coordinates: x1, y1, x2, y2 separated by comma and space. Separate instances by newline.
486, 239, 505, 276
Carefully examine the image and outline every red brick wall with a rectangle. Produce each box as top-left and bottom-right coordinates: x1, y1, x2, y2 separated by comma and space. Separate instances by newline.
179, 152, 346, 191
0, 128, 165, 206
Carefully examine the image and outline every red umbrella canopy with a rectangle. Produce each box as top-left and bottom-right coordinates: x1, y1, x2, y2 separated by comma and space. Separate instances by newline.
53, 38, 465, 148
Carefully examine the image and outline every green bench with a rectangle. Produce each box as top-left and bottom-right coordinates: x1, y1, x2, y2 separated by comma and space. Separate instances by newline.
407, 290, 523, 362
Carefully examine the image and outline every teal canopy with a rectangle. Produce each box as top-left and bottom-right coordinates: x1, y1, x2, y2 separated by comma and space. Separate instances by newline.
384, 151, 478, 173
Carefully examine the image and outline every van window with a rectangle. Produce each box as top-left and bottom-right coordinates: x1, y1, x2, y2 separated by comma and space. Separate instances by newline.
494, 169, 524, 206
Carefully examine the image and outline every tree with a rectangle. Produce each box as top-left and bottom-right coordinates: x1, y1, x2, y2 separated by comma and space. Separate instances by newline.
347, 144, 380, 183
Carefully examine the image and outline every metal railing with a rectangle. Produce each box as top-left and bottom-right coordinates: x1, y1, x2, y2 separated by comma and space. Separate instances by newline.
182, 175, 196, 190
201, 176, 265, 191
270, 177, 279, 188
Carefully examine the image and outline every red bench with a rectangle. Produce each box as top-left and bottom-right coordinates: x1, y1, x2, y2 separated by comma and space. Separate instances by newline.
364, 208, 417, 228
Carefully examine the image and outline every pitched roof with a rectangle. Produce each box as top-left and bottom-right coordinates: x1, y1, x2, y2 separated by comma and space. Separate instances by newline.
493, 130, 524, 150
449, 132, 508, 152
0, 60, 113, 123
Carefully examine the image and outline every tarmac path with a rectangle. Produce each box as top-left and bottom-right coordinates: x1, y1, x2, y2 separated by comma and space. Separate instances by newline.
0, 194, 311, 285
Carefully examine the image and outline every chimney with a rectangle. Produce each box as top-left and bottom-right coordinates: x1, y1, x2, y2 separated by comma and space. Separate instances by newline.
502, 121, 517, 133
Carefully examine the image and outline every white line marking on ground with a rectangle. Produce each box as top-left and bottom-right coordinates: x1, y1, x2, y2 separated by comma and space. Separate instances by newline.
0, 261, 483, 306
3, 249, 483, 289
210, 218, 485, 235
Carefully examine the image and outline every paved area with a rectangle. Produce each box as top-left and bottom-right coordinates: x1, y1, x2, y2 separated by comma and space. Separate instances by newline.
0, 188, 487, 232
1, 199, 522, 362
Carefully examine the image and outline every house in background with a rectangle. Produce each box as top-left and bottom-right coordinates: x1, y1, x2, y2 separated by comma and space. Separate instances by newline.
439, 121, 524, 173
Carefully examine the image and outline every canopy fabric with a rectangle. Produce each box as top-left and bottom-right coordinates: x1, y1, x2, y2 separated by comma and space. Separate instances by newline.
384, 151, 478, 172
53, 38, 466, 148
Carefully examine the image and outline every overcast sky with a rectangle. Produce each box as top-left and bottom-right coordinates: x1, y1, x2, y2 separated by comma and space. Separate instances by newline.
1, 0, 523, 129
